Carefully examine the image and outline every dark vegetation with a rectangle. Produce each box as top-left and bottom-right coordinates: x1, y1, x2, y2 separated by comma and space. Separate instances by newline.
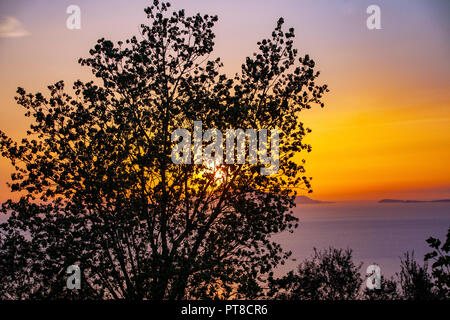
0, 1, 447, 300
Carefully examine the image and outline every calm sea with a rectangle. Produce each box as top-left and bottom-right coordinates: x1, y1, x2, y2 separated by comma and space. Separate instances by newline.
274, 202, 450, 278
2, 201, 449, 279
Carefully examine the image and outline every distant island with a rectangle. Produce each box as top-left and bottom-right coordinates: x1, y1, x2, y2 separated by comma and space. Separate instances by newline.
296, 196, 334, 204
379, 199, 450, 203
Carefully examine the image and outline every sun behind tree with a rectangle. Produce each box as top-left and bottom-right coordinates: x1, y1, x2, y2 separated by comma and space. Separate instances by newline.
0, 0, 328, 299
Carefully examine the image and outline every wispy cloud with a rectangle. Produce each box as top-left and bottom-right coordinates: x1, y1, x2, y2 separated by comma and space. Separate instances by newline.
0, 16, 30, 38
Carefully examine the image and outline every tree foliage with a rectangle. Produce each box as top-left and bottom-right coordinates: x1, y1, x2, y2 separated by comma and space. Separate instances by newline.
0, 1, 328, 299
269, 244, 449, 300
397, 252, 435, 300
363, 275, 399, 300
268, 247, 362, 300
425, 227, 450, 299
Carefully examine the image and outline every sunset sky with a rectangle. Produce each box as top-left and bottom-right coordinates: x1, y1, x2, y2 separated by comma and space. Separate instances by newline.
0, 0, 449, 201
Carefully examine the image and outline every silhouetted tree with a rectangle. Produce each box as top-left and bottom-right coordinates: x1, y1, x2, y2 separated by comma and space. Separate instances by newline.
397, 252, 436, 300
268, 247, 362, 300
0, 1, 328, 299
425, 228, 450, 299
